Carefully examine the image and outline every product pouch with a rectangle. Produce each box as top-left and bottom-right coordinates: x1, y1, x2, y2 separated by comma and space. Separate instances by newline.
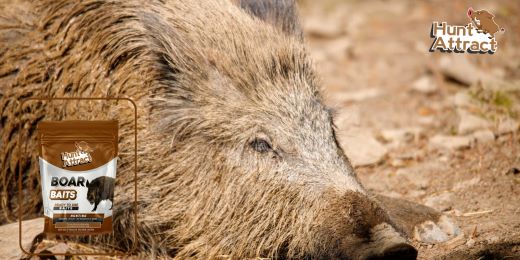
37, 120, 118, 234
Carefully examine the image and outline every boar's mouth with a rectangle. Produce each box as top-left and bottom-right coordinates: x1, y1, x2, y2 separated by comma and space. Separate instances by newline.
312, 191, 417, 260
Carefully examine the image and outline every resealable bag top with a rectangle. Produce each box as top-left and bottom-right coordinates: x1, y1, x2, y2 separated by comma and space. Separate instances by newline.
37, 120, 118, 235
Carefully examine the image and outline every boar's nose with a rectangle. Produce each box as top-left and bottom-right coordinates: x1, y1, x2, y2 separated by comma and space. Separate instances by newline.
362, 223, 417, 260
366, 243, 417, 260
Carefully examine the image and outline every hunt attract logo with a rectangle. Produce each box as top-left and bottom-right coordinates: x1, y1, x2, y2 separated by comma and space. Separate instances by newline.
61, 141, 93, 167
430, 7, 505, 54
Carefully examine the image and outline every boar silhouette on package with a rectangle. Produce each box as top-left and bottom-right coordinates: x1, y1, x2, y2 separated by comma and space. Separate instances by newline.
37, 120, 118, 235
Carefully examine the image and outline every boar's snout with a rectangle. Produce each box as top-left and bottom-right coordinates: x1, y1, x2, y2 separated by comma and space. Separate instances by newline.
362, 223, 417, 260
319, 191, 417, 259
367, 243, 417, 260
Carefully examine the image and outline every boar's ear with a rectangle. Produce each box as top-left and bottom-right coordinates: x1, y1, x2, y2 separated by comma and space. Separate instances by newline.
86, 180, 90, 187
467, 7, 473, 18
238, 0, 303, 40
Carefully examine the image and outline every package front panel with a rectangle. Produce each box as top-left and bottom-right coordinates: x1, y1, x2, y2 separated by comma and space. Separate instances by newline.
37, 120, 118, 235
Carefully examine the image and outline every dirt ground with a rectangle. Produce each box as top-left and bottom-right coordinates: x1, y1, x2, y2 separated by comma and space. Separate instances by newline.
300, 0, 520, 259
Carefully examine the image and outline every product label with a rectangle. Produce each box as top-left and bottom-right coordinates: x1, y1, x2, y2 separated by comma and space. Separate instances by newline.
37, 120, 118, 235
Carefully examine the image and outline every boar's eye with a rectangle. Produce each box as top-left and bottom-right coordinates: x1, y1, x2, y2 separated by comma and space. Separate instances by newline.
250, 138, 272, 153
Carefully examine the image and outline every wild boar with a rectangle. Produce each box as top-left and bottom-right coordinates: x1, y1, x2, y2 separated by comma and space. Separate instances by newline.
86, 176, 115, 211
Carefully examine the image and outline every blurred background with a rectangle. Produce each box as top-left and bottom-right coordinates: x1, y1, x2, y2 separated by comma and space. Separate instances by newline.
299, 0, 519, 258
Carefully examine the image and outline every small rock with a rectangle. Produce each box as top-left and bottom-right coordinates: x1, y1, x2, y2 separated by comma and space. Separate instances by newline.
472, 130, 495, 144
389, 158, 406, 168
430, 135, 473, 150
424, 192, 454, 211
414, 221, 449, 244
497, 118, 519, 135
412, 75, 437, 94
437, 215, 461, 237
466, 238, 476, 247
381, 127, 422, 144
457, 109, 491, 135
413, 215, 460, 244
339, 127, 388, 167
439, 56, 497, 86
439, 155, 450, 162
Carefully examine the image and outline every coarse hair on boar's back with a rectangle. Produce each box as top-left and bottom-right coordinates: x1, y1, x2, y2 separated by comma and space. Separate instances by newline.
0, 0, 456, 259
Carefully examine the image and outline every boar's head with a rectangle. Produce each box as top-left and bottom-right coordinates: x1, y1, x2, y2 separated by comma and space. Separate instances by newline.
140, 1, 417, 259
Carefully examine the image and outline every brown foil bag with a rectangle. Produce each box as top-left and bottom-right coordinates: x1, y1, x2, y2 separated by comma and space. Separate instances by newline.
37, 120, 118, 235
